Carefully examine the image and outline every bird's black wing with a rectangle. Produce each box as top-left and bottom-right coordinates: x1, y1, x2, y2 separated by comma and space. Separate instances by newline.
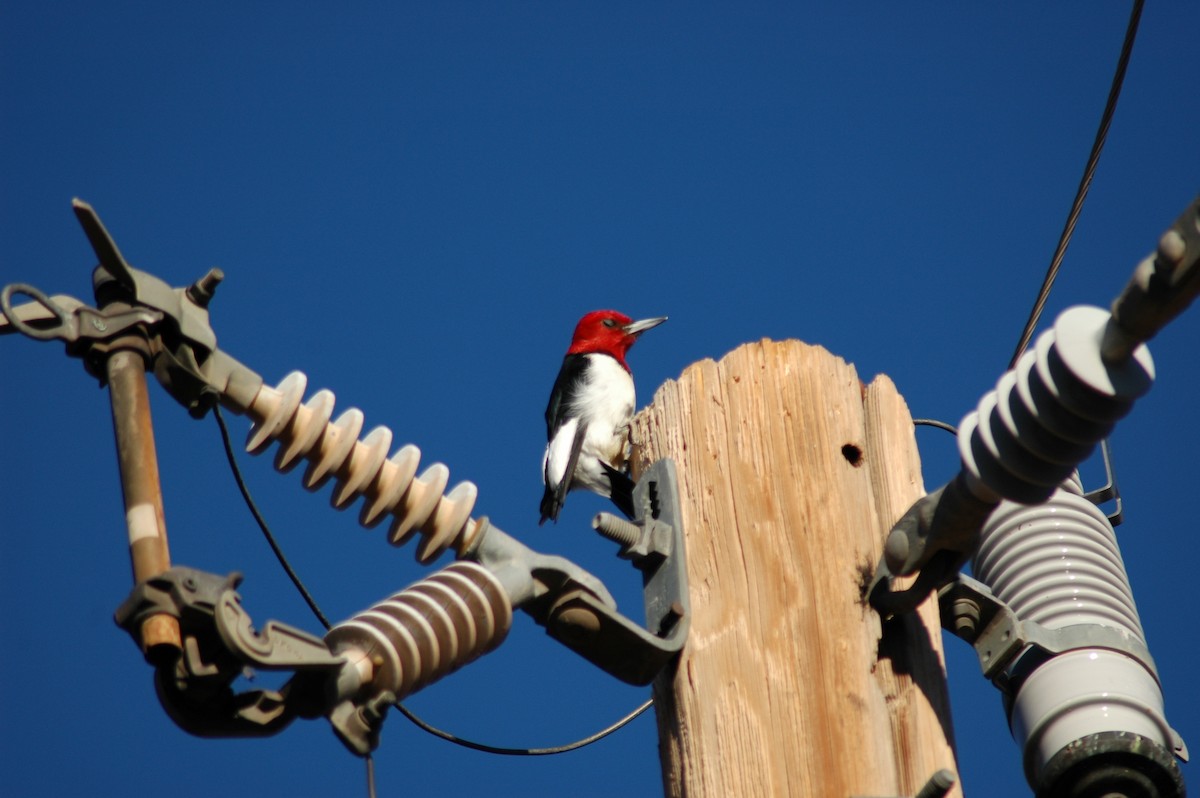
544, 353, 588, 437
540, 354, 590, 525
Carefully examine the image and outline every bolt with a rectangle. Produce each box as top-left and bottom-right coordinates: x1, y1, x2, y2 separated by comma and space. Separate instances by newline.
186, 267, 224, 308
1158, 229, 1186, 265
592, 512, 641, 548
883, 528, 910, 573
91, 316, 107, 332
951, 598, 981, 642
554, 606, 601, 645
914, 768, 957, 798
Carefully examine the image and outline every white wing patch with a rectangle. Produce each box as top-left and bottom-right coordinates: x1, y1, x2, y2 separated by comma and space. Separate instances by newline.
543, 417, 580, 490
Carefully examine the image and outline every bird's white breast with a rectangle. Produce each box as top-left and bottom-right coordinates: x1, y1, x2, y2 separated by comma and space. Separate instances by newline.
543, 353, 635, 495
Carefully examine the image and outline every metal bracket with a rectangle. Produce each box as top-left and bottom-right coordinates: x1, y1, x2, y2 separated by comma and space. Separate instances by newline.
0, 201, 265, 414
1082, 438, 1124, 527
938, 574, 1159, 690
867, 473, 997, 618
114, 567, 343, 738
939, 574, 1189, 763
542, 459, 690, 685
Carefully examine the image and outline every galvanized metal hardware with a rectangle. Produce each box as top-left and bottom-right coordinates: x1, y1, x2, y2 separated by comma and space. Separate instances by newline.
868, 197, 1200, 618
1104, 195, 1200, 363
1084, 439, 1123, 527
541, 459, 689, 685
867, 474, 994, 617
0, 282, 162, 350
939, 574, 1159, 694
114, 567, 344, 738
7, 199, 692, 755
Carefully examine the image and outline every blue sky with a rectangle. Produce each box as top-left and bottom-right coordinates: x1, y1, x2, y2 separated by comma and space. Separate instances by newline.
2, 3, 1198, 796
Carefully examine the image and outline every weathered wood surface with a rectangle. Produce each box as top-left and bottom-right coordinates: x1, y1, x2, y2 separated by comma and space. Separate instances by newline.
632, 339, 960, 798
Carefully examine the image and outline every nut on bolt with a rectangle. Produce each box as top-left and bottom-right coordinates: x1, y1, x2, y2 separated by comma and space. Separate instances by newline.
951, 597, 981, 642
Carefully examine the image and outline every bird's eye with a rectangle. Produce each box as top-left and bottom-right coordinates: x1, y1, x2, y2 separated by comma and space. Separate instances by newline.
602, 318, 617, 328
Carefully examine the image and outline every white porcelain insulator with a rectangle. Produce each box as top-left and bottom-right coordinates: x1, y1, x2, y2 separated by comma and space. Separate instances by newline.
973, 486, 1174, 786
959, 305, 1155, 504
244, 371, 481, 562
973, 486, 1146, 642
324, 561, 511, 701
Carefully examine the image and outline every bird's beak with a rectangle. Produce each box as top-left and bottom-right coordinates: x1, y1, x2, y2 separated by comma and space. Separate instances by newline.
623, 316, 668, 337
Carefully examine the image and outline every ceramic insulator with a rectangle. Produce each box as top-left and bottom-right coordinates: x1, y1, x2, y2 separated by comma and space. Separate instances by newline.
972, 485, 1174, 787
958, 305, 1155, 504
324, 561, 512, 702
244, 371, 481, 562
973, 484, 1146, 645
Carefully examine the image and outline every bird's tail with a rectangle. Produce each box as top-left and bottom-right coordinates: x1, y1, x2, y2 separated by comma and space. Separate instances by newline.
601, 462, 635, 519
539, 484, 563, 526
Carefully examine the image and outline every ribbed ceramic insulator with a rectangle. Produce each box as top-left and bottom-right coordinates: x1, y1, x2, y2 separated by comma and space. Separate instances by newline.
972, 485, 1174, 787
325, 561, 512, 701
244, 371, 480, 562
959, 305, 1155, 504
972, 485, 1146, 643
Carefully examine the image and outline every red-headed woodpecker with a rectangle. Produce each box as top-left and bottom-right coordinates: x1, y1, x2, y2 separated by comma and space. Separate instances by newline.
539, 310, 667, 525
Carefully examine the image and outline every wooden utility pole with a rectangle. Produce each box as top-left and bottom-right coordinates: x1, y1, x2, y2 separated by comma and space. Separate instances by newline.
632, 339, 961, 798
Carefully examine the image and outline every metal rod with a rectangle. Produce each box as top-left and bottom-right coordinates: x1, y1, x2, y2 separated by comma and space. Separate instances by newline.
106, 348, 181, 661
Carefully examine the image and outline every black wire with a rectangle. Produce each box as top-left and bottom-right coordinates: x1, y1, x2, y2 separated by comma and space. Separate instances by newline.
394, 697, 655, 756
212, 402, 332, 630
211, 399, 654, 758
1007, 0, 1145, 369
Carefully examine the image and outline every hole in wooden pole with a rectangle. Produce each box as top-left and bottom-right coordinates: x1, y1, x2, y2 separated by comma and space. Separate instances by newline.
841, 443, 863, 467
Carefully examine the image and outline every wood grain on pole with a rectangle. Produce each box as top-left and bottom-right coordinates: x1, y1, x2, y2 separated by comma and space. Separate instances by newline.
631, 339, 960, 798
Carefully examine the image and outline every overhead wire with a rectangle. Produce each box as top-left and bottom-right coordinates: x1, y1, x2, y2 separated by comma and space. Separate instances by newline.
210, 399, 653, 765
1007, 0, 1145, 369
912, 418, 958, 436
1003, 1, 1144, 517
394, 697, 655, 756
212, 400, 332, 631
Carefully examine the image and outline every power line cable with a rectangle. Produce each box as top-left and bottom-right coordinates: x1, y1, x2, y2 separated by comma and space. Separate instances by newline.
913, 418, 958, 436
210, 399, 653, 759
212, 401, 332, 630
393, 697, 654, 756
1007, 0, 1145, 369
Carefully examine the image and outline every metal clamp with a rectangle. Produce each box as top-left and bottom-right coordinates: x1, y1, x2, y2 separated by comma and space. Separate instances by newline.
114, 567, 343, 738
867, 474, 996, 617
939, 574, 1159, 691
543, 459, 690, 685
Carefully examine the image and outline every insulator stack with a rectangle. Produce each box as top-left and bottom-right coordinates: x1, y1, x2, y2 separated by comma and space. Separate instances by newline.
325, 561, 512, 702
973, 482, 1146, 644
244, 371, 481, 562
958, 305, 1155, 504
972, 483, 1179, 793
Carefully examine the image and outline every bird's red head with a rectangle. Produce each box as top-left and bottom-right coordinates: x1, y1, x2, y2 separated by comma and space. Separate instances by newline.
566, 310, 667, 370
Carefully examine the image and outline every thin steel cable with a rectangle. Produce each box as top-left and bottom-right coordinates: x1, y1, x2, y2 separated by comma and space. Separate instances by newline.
394, 697, 654, 756
913, 418, 958, 436
211, 399, 654, 757
1008, 0, 1145, 369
